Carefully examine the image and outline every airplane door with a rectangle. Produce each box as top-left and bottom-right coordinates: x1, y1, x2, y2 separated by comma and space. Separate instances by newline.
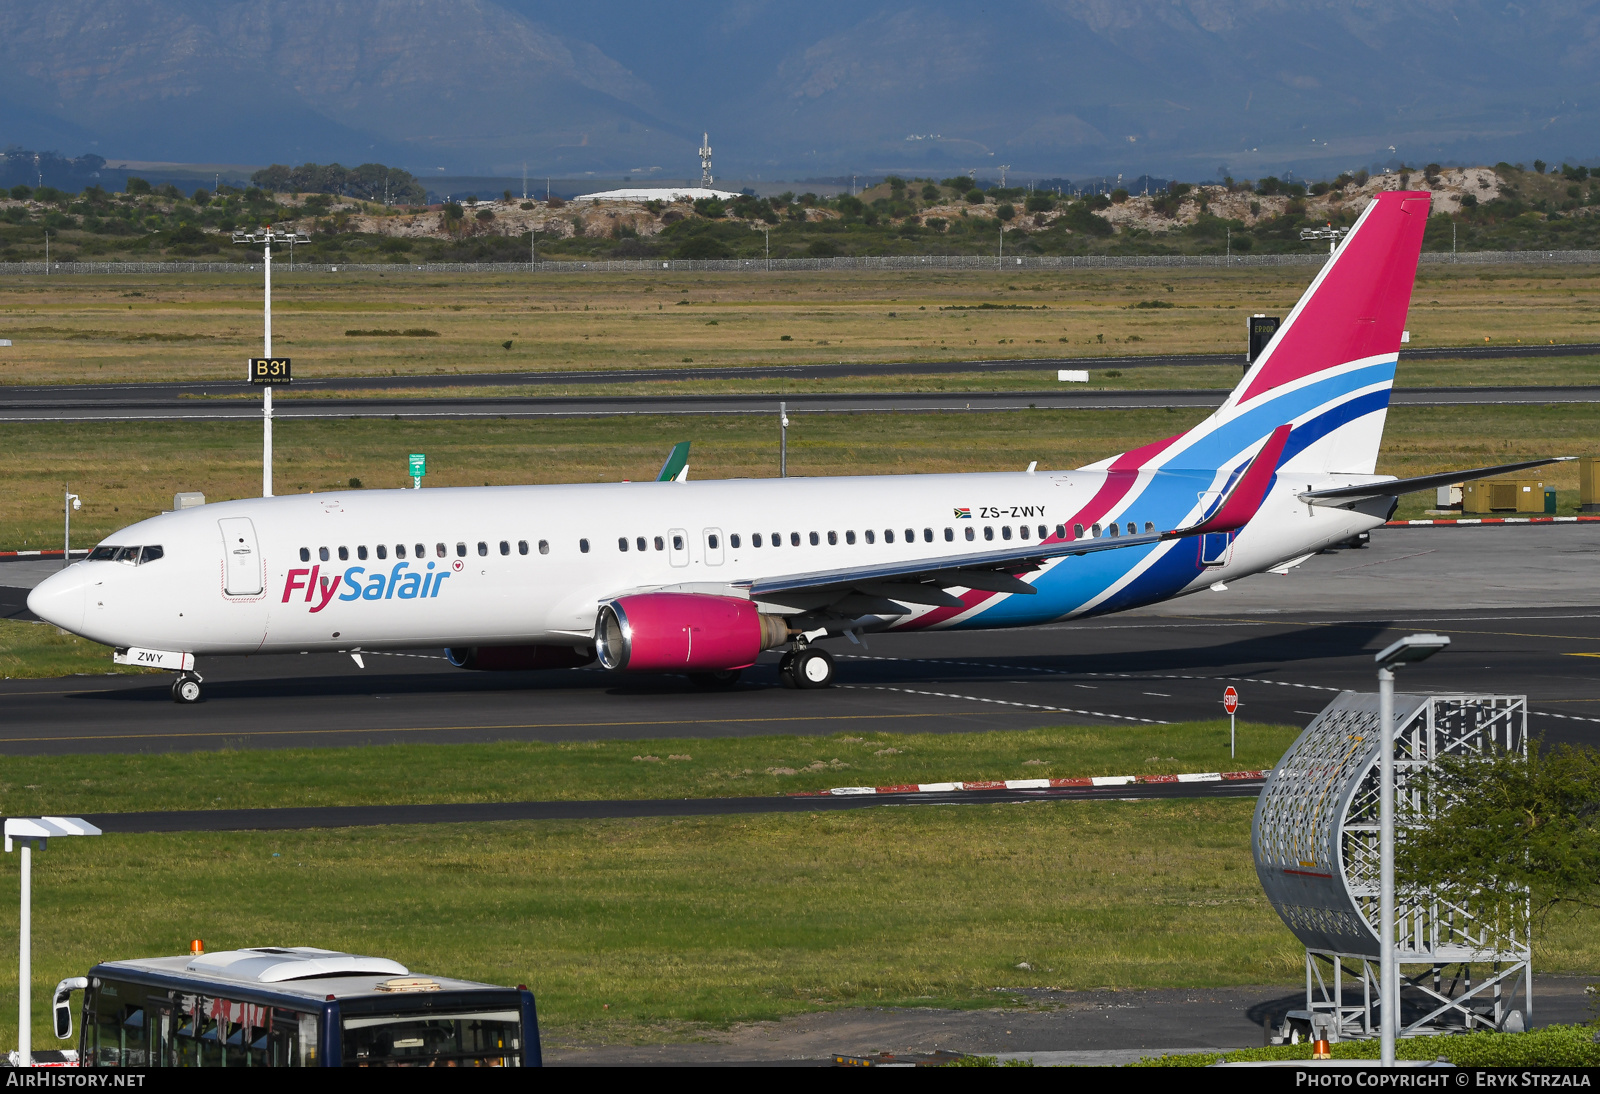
668, 528, 690, 567
703, 528, 724, 566
219, 517, 264, 595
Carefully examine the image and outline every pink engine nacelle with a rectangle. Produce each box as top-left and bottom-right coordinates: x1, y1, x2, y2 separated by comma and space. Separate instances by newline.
595, 593, 790, 673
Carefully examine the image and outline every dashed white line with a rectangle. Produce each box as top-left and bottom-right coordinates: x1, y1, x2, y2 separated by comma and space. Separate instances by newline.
838, 654, 1340, 693
838, 684, 1168, 725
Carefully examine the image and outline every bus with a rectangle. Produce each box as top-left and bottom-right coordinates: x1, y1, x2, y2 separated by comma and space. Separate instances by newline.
54, 945, 540, 1067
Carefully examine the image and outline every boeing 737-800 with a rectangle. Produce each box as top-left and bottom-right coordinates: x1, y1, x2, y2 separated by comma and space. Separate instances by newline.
27, 192, 1563, 702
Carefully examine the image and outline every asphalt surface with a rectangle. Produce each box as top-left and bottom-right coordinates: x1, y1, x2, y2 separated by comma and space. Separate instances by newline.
1, 340, 1594, 404
2, 384, 1598, 421
3, 524, 1596, 760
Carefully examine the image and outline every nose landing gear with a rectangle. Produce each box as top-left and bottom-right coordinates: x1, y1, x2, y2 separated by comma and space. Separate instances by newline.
171, 672, 203, 704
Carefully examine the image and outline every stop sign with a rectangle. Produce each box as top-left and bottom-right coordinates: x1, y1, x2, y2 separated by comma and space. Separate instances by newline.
1223, 686, 1239, 715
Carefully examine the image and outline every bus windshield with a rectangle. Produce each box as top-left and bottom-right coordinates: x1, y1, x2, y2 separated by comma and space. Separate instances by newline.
342, 1010, 521, 1067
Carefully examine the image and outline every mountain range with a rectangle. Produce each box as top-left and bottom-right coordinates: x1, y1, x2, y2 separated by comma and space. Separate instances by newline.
2, 0, 1597, 183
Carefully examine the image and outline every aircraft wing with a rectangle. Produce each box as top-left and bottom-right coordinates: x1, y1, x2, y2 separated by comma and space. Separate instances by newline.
743, 425, 1292, 610
1299, 456, 1574, 505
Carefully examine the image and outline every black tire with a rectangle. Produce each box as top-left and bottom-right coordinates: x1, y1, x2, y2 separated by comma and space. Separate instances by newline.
778, 652, 799, 689
171, 676, 202, 704
687, 669, 742, 690
791, 648, 835, 689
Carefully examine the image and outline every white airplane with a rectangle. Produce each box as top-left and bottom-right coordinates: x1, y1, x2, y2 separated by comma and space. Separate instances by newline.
28, 191, 1562, 703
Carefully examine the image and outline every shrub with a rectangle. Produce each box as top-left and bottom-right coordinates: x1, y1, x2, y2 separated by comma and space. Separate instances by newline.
125, 177, 152, 195
675, 235, 732, 259
476, 209, 495, 221
693, 197, 725, 218
925, 217, 947, 232
1110, 188, 1129, 203
806, 240, 840, 258
1024, 193, 1054, 213
833, 195, 864, 218
546, 195, 566, 209
942, 176, 974, 192
921, 183, 941, 201
443, 201, 464, 221
1059, 203, 1113, 237
995, 203, 1015, 221
1232, 234, 1253, 251
964, 189, 986, 205
1460, 193, 1478, 208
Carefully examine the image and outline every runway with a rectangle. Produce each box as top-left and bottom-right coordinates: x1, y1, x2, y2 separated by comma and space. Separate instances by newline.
2, 385, 1597, 422
2, 524, 1595, 758
0, 340, 1593, 406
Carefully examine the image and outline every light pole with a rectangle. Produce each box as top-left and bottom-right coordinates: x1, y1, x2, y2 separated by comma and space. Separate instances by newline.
1299, 225, 1349, 256
233, 227, 308, 497
6, 817, 101, 1067
1373, 633, 1451, 1066
62, 488, 80, 570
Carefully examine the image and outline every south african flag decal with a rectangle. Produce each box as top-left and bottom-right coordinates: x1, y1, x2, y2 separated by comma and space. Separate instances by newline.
954, 508, 971, 518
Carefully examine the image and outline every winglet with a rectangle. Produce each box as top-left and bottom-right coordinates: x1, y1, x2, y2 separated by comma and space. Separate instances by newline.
656, 441, 690, 482
1184, 425, 1292, 536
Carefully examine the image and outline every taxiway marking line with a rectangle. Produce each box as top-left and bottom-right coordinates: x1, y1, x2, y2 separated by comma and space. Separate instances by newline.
839, 683, 1168, 724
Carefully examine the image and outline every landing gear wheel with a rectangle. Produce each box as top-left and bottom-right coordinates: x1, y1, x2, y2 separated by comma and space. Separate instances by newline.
171, 674, 202, 704
791, 648, 835, 689
687, 668, 742, 690
778, 651, 799, 689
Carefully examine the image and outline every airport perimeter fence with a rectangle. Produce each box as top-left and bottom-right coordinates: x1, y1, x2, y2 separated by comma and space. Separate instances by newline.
1, 249, 1598, 276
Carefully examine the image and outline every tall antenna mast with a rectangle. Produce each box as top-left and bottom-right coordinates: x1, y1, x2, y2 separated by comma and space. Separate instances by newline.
699, 132, 713, 187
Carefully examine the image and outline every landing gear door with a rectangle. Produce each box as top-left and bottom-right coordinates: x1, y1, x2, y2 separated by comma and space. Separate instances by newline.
219, 517, 264, 596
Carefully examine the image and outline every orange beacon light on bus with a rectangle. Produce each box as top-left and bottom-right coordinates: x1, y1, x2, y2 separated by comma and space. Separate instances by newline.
190, 939, 204, 955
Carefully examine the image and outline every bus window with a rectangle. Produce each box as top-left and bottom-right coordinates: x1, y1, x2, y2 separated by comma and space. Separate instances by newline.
89, 987, 147, 1066
343, 1009, 521, 1067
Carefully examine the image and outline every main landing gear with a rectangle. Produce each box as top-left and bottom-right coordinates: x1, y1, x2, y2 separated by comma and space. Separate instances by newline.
779, 646, 835, 689
171, 672, 203, 704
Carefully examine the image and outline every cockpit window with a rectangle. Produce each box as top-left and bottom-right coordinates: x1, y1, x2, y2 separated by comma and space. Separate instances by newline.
88, 546, 119, 562
113, 546, 140, 563
138, 545, 164, 564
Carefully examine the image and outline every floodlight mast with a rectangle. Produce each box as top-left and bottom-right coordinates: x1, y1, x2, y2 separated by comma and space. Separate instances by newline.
232, 227, 309, 497
1373, 633, 1451, 1066
1300, 224, 1350, 255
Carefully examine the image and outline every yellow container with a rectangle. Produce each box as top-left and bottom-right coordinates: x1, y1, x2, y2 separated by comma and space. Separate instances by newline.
1463, 478, 1546, 514
1580, 456, 1600, 511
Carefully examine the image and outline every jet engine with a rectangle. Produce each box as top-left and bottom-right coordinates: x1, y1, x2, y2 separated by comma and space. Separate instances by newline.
594, 593, 791, 672
445, 644, 595, 671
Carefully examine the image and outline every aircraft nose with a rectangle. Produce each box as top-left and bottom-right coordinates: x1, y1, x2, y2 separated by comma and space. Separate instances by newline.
26, 568, 88, 632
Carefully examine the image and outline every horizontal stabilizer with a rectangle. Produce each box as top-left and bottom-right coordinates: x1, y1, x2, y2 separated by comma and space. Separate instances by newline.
1299, 456, 1574, 504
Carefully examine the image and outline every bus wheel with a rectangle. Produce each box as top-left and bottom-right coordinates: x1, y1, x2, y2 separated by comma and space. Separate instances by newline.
172, 674, 202, 704
791, 648, 835, 689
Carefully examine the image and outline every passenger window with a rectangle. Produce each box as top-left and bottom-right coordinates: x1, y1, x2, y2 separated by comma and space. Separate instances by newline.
1040, 525, 1049, 539
580, 539, 591, 554
1092, 523, 1102, 538
826, 531, 836, 545
396, 544, 407, 559
298, 547, 309, 562
456, 542, 467, 557
636, 537, 647, 551
318, 547, 329, 561
618, 537, 629, 552
944, 527, 953, 542
1073, 524, 1084, 539
1002, 526, 1013, 541
845, 530, 856, 545
809, 532, 819, 546
654, 536, 664, 551
518, 540, 529, 555
865, 530, 875, 544
905, 528, 915, 543
885, 529, 895, 543
1019, 525, 1030, 540
477, 541, 488, 556
1109, 524, 1120, 537
416, 544, 426, 558
730, 534, 741, 548
984, 526, 994, 541
923, 528, 933, 543
436, 543, 446, 557
673, 535, 684, 551
1144, 522, 1155, 534
337, 546, 349, 561
538, 540, 549, 555
357, 545, 368, 560
500, 540, 511, 555
753, 533, 763, 548
377, 545, 388, 560
1128, 523, 1137, 536
790, 532, 800, 546
139, 545, 164, 564
709, 534, 720, 550
965, 526, 975, 541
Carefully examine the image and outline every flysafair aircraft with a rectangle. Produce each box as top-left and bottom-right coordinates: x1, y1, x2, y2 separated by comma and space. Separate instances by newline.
29, 191, 1567, 703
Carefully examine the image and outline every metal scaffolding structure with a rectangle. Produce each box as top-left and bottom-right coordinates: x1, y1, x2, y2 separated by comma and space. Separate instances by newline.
1253, 692, 1530, 1040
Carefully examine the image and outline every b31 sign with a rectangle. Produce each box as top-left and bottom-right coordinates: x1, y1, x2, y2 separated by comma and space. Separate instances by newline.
248, 357, 292, 384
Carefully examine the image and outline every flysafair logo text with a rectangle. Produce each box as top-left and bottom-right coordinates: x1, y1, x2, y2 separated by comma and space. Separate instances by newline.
282, 560, 461, 613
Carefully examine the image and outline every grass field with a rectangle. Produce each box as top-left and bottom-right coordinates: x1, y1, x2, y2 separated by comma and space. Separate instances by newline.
2, 264, 1599, 386
0, 721, 1296, 815
0, 803, 1594, 1046
0, 403, 1589, 548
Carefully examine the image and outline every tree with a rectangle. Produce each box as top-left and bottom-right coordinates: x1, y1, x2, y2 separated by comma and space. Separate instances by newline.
963, 189, 985, 205
995, 202, 1015, 221
126, 177, 152, 195
676, 235, 732, 259
1533, 159, 1547, 175
1397, 743, 1600, 932
942, 176, 974, 192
